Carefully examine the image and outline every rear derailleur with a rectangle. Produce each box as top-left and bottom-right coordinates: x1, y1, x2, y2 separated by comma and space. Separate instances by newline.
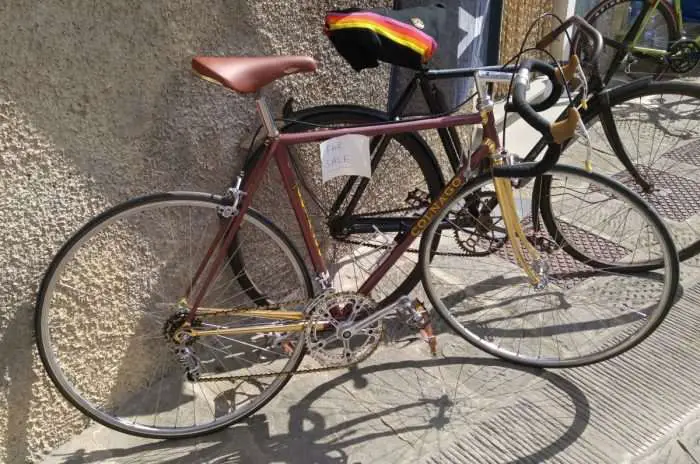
163, 308, 202, 381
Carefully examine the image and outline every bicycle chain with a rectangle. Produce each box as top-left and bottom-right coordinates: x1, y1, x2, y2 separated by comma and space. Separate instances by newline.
187, 298, 375, 382
332, 204, 477, 256
335, 235, 496, 258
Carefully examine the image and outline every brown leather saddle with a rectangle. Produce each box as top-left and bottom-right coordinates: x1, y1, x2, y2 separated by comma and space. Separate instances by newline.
192, 56, 317, 93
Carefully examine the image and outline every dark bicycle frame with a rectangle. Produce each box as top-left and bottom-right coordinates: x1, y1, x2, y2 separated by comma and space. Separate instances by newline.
324, 64, 512, 237
320, 14, 635, 236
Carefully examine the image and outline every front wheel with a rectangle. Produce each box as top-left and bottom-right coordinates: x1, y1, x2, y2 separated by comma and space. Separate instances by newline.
419, 165, 679, 368
35, 193, 312, 438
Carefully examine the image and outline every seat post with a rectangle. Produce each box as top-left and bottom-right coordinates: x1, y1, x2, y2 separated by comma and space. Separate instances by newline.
255, 95, 280, 138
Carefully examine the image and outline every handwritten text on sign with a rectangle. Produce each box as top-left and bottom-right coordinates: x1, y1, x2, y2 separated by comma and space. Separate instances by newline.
319, 134, 371, 183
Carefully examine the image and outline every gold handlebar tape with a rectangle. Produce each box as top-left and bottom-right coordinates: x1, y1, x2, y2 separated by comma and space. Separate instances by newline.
550, 107, 582, 144
554, 54, 581, 85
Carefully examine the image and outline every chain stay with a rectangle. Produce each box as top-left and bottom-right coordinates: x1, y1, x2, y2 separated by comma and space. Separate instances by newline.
195, 299, 308, 317
187, 297, 372, 382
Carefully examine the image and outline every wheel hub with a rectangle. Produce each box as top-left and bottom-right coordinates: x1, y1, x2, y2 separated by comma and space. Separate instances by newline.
163, 308, 191, 343
327, 215, 350, 239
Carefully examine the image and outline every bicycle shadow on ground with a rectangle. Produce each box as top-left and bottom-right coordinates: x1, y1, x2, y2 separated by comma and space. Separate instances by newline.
50, 355, 591, 464
613, 94, 700, 141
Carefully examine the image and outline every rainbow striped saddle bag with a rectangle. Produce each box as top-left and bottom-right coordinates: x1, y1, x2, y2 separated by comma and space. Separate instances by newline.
324, 4, 446, 71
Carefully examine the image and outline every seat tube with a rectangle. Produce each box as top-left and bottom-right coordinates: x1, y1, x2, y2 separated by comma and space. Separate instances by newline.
186, 137, 280, 321
274, 141, 330, 287
256, 95, 280, 138
257, 93, 329, 287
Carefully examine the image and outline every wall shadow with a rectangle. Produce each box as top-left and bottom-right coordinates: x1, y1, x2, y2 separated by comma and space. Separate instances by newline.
0, 0, 290, 204
0, 304, 39, 463
0, 1, 290, 461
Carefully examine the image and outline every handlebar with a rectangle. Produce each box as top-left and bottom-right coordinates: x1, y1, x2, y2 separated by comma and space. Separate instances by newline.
511, 59, 581, 144
493, 59, 581, 178
491, 16, 599, 178
529, 60, 564, 113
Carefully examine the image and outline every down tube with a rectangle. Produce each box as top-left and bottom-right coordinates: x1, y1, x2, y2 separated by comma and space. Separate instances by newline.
274, 143, 329, 276
357, 146, 489, 296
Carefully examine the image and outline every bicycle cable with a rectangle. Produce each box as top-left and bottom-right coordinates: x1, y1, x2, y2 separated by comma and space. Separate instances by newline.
501, 12, 573, 148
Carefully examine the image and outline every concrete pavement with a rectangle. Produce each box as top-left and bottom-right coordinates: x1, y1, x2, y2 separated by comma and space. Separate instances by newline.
42, 289, 700, 464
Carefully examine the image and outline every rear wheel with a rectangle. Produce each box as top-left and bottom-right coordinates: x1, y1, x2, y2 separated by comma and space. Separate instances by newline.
232, 105, 444, 306
573, 0, 679, 85
36, 193, 312, 438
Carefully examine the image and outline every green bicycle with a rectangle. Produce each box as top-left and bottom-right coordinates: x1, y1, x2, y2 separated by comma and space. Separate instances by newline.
576, 0, 700, 83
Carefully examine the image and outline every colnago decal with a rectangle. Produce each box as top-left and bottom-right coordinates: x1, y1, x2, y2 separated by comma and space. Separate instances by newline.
410, 177, 464, 237
294, 184, 322, 256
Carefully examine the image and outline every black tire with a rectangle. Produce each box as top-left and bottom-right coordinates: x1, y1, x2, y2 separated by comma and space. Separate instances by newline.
36, 192, 312, 438
231, 105, 444, 306
573, 0, 679, 85
420, 165, 679, 368
538, 79, 700, 266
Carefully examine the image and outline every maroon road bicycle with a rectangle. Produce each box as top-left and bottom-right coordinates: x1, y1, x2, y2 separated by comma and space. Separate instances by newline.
35, 19, 678, 439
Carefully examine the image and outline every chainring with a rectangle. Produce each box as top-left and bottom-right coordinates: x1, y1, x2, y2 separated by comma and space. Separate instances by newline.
667, 39, 700, 74
452, 191, 507, 256
305, 292, 382, 368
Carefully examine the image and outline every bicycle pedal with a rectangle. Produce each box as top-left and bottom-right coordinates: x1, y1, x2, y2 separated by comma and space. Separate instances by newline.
420, 327, 438, 356
394, 297, 429, 328
413, 299, 438, 356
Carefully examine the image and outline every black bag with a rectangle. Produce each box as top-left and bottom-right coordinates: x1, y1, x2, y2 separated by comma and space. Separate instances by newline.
324, 4, 447, 71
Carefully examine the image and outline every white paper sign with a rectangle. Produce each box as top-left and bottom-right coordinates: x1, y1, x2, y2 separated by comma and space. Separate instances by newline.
320, 134, 371, 183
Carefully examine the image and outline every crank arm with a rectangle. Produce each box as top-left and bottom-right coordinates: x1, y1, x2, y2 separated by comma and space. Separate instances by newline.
348, 296, 411, 334
189, 320, 327, 337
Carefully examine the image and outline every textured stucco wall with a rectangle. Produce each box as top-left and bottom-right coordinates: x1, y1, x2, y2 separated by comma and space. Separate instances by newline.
0, 1, 390, 462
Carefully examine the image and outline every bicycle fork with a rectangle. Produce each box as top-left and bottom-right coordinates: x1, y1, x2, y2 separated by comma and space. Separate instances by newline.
491, 155, 548, 290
